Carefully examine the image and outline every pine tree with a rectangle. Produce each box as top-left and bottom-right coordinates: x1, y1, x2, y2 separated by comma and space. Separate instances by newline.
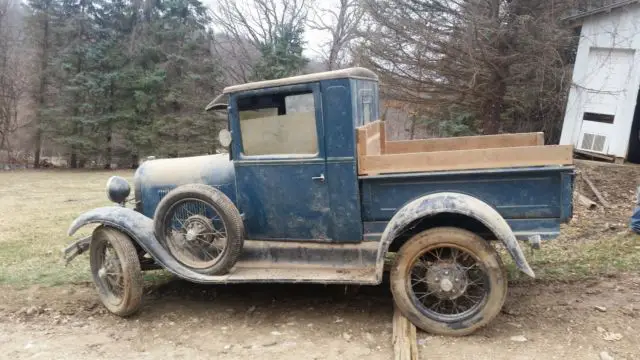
251, 23, 308, 81
27, 0, 227, 167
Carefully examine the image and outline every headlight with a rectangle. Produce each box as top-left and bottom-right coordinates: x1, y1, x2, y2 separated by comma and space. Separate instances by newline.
106, 176, 131, 204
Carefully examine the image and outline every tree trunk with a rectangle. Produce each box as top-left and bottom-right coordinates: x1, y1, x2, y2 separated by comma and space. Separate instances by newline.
70, 151, 77, 168
408, 115, 417, 140
104, 129, 112, 169
481, 0, 507, 135
104, 78, 114, 169
482, 76, 506, 135
33, 2, 51, 169
33, 128, 42, 168
70, 8, 85, 170
130, 154, 139, 169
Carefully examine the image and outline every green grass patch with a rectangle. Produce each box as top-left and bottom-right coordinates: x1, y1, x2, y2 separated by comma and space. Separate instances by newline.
0, 170, 133, 287
505, 232, 640, 282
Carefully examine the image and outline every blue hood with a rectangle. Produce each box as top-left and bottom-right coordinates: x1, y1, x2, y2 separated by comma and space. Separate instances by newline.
134, 154, 236, 218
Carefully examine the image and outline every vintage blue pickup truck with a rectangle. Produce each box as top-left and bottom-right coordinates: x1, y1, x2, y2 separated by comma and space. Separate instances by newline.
65, 68, 575, 336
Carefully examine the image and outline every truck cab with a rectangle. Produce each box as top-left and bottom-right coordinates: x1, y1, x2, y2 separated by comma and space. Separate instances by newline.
67, 67, 575, 336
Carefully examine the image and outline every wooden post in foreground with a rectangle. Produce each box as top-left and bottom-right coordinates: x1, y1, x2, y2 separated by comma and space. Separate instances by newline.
392, 307, 418, 360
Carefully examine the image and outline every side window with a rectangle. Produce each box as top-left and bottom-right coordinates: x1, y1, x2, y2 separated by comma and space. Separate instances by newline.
238, 92, 318, 156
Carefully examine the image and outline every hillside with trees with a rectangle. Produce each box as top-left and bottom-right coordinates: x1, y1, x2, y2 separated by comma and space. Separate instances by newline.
0, 0, 609, 168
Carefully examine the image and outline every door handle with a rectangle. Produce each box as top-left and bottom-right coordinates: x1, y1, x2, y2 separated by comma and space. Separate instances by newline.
312, 173, 325, 183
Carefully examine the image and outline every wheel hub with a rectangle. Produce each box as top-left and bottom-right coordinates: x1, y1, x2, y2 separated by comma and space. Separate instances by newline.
183, 215, 214, 242
425, 263, 468, 300
98, 267, 108, 280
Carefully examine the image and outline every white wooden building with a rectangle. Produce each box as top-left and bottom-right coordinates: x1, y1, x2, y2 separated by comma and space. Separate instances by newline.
559, 1, 640, 162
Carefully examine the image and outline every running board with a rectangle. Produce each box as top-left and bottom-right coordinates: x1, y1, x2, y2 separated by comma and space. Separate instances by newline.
235, 239, 379, 268
162, 240, 380, 284
199, 264, 378, 284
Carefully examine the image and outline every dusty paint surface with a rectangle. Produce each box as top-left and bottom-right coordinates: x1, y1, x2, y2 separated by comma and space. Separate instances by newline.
360, 166, 575, 242
134, 154, 236, 217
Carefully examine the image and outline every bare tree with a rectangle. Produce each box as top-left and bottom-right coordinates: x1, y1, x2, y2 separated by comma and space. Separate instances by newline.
210, 32, 260, 84
309, 0, 363, 70
0, 0, 29, 162
357, 0, 577, 139
210, 0, 310, 83
27, 0, 55, 168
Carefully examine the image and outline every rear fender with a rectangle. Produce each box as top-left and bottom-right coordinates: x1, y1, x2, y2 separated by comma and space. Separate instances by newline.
376, 192, 535, 280
67, 206, 228, 283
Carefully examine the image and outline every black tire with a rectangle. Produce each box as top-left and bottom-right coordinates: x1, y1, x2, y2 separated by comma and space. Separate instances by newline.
390, 227, 508, 336
153, 184, 244, 275
90, 226, 143, 317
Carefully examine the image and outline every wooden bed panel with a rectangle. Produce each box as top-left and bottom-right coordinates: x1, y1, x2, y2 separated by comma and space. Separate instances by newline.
385, 132, 545, 154
357, 120, 384, 156
358, 145, 573, 175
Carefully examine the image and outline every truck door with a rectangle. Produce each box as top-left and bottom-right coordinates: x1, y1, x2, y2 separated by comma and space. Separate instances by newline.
230, 83, 332, 241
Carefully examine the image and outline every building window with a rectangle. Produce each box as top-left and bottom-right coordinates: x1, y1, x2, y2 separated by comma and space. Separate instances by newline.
583, 112, 615, 124
238, 92, 318, 156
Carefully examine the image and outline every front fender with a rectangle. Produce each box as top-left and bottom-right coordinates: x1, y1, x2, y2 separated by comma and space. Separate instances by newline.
376, 192, 535, 279
67, 206, 230, 283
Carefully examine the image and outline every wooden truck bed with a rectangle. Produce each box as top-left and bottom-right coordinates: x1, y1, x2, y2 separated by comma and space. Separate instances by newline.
356, 120, 574, 175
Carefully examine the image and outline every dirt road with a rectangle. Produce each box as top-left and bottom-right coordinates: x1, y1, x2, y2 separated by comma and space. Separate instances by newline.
1, 275, 638, 360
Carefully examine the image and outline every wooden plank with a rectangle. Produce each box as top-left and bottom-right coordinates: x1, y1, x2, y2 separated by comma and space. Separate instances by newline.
576, 192, 597, 210
583, 174, 611, 208
574, 148, 615, 162
367, 132, 381, 155
356, 127, 367, 156
357, 119, 383, 156
385, 132, 546, 154
379, 121, 387, 154
356, 127, 367, 174
392, 307, 418, 360
359, 145, 574, 175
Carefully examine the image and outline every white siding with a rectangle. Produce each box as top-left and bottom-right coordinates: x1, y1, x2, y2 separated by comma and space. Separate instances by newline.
559, 4, 640, 158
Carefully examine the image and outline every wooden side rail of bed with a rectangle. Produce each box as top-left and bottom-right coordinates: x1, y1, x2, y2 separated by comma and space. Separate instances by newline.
356, 120, 574, 175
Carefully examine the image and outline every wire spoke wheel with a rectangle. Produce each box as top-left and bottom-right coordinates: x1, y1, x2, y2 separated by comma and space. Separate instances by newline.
154, 184, 244, 276
390, 227, 507, 336
408, 245, 489, 322
98, 244, 125, 303
162, 198, 229, 270
89, 227, 143, 317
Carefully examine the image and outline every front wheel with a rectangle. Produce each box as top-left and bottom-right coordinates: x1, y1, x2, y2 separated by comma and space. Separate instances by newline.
154, 184, 244, 276
90, 226, 143, 317
390, 227, 507, 336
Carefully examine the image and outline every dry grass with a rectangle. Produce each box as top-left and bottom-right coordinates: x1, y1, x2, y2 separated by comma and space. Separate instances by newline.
1, 170, 639, 287
0, 170, 133, 286
504, 231, 640, 282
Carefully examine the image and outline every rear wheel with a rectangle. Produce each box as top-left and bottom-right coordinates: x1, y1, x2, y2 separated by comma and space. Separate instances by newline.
390, 227, 507, 336
154, 184, 244, 275
90, 227, 143, 317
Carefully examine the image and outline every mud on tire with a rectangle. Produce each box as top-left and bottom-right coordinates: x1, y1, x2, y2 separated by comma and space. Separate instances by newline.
90, 226, 143, 317
390, 227, 508, 336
